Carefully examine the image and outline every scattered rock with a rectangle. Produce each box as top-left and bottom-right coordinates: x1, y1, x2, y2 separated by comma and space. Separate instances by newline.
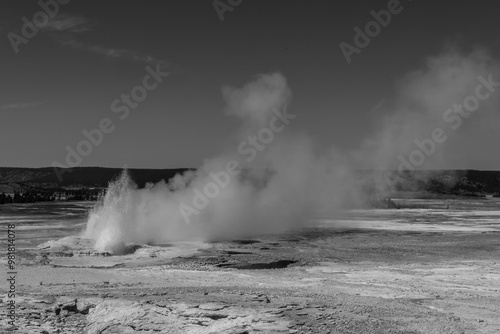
77, 299, 98, 314
198, 303, 228, 311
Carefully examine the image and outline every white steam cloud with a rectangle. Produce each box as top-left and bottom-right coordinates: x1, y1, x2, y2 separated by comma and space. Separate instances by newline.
85, 73, 363, 253
85, 46, 500, 254
356, 46, 500, 171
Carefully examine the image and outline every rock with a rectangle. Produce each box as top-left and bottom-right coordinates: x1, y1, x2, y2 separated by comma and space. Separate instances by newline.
35, 254, 51, 265
99, 324, 136, 333
85, 300, 290, 334
198, 303, 228, 311
60, 299, 78, 312
77, 299, 98, 314
53, 297, 78, 315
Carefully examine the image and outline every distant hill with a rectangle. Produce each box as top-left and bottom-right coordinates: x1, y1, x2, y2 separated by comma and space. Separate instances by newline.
360, 169, 500, 196
0, 167, 194, 193
0, 167, 499, 197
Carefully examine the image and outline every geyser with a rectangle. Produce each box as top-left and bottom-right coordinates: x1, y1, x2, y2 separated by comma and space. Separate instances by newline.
84, 73, 363, 254
84, 48, 500, 254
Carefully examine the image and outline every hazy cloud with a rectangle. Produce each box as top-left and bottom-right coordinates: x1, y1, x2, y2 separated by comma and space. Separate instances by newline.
59, 38, 170, 67
45, 14, 170, 68
43, 14, 92, 33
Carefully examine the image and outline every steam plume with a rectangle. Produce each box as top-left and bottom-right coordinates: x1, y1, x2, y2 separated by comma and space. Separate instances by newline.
85, 47, 500, 254
85, 73, 362, 253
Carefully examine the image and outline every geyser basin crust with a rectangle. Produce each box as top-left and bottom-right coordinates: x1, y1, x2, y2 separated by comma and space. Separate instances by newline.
6, 212, 500, 333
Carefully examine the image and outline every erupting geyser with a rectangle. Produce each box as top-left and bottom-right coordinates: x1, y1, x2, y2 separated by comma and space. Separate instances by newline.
83, 73, 363, 254
83, 49, 500, 254
85, 170, 137, 254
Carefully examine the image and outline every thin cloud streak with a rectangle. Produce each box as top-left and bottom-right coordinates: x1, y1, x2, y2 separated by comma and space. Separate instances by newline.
43, 15, 171, 68
59, 39, 171, 67
42, 14, 93, 33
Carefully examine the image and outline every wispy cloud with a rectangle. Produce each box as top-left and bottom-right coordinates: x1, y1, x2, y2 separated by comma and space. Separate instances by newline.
1, 101, 46, 110
59, 39, 171, 67
42, 14, 92, 33
44, 14, 170, 68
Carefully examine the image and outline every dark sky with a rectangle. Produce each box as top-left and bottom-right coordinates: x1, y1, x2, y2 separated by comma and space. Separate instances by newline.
1, 0, 499, 169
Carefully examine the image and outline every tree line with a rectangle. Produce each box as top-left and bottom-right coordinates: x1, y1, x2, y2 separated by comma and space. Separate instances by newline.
0, 189, 104, 205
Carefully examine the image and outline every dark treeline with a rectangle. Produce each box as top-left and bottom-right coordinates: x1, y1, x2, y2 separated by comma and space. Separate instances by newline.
371, 170, 500, 196
0, 167, 193, 188
0, 188, 104, 205
0, 167, 194, 206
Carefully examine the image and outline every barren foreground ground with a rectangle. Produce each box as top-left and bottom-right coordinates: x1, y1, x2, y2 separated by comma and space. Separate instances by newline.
1, 198, 500, 333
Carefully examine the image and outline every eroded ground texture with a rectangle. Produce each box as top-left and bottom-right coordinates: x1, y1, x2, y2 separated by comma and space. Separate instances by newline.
1, 198, 499, 333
